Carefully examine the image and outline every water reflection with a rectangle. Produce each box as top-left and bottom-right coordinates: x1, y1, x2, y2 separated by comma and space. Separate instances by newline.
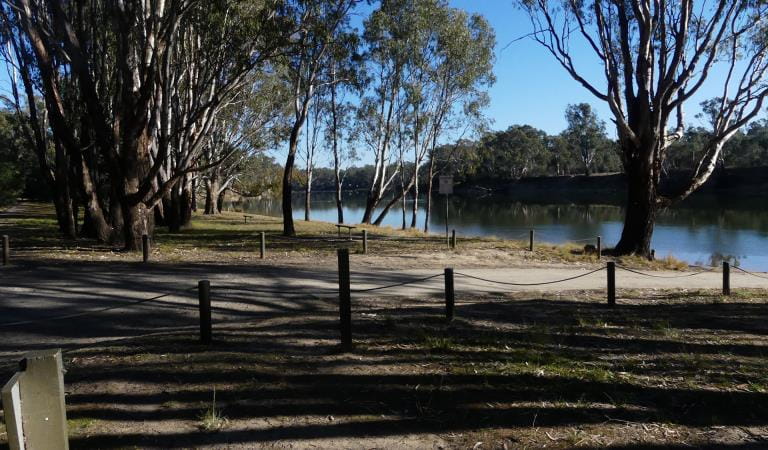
227, 191, 768, 271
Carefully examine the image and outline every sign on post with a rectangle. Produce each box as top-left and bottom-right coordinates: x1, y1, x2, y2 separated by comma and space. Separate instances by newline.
1, 349, 69, 450
438, 175, 454, 195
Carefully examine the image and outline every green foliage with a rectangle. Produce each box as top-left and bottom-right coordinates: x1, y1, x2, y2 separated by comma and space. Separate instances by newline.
0, 109, 42, 205
562, 103, 614, 176
0, 161, 21, 206
237, 154, 284, 197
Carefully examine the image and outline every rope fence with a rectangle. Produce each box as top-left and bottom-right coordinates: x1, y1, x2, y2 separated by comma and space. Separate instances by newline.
615, 264, 716, 279
454, 267, 605, 286
350, 273, 444, 293
735, 266, 768, 280
0, 250, 765, 365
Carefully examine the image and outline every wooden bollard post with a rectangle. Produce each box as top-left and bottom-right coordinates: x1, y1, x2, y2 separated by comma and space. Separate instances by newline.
2, 235, 8, 266
529, 229, 535, 252
198, 280, 212, 344
142, 234, 150, 263
444, 268, 455, 322
451, 230, 456, 250
338, 249, 352, 350
362, 230, 368, 254
607, 261, 616, 306
597, 236, 602, 259
244, 215, 248, 224
259, 232, 266, 259
723, 261, 731, 296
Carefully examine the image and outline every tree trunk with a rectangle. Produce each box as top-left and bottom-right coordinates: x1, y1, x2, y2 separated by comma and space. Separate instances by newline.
362, 192, 377, 224
410, 169, 419, 228
335, 178, 344, 224
78, 156, 112, 242
423, 158, 435, 233
282, 152, 296, 235
166, 178, 194, 232
217, 188, 226, 213
304, 168, 312, 222
400, 178, 407, 230
53, 141, 76, 239
330, 77, 344, 224
109, 184, 124, 238
614, 158, 657, 256
180, 179, 194, 226
204, 178, 221, 214
122, 200, 153, 251
372, 179, 414, 226
167, 188, 182, 232
191, 178, 198, 212
282, 120, 303, 235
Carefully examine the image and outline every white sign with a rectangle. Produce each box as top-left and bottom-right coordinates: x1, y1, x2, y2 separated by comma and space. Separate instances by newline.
439, 175, 453, 195
1, 349, 69, 450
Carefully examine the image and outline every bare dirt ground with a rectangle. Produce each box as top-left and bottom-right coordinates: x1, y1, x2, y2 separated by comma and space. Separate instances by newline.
1, 203, 768, 449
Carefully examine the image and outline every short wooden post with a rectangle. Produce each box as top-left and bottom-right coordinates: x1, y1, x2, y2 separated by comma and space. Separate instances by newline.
244, 215, 248, 224
607, 261, 616, 306
259, 231, 266, 259
529, 229, 535, 252
198, 280, 212, 344
142, 234, 150, 263
451, 229, 456, 249
338, 249, 352, 350
723, 261, 731, 296
2, 235, 8, 266
444, 268, 455, 322
596, 236, 602, 259
362, 230, 368, 254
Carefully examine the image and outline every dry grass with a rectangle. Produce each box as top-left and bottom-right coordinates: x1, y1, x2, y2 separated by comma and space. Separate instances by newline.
1, 202, 706, 271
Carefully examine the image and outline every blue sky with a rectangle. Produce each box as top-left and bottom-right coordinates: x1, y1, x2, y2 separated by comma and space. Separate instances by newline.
452, 0, 612, 135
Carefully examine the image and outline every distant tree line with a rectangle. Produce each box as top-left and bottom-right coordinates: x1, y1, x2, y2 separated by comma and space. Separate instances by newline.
302, 102, 768, 193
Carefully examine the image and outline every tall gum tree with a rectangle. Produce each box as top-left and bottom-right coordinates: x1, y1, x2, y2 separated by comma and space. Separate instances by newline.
7, 0, 287, 249
280, 0, 357, 236
358, 0, 494, 227
522, 0, 768, 256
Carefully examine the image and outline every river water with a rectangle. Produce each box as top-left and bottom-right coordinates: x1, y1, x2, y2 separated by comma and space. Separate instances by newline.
231, 191, 768, 271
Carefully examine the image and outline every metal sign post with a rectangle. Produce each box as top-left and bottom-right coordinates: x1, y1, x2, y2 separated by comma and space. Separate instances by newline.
439, 176, 454, 246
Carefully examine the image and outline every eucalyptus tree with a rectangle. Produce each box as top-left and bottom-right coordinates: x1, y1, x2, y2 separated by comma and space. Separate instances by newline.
302, 86, 324, 221
357, 0, 409, 224
324, 23, 361, 224
563, 103, 607, 176
522, 0, 768, 256
200, 70, 290, 217
419, 8, 494, 232
1, 7, 91, 239
358, 0, 494, 228
280, 0, 358, 236
4, 0, 288, 249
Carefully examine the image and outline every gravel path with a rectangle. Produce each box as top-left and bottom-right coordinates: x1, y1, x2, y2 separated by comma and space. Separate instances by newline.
1, 259, 766, 368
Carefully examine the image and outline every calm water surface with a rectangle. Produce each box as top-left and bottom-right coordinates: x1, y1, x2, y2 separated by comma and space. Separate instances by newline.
230, 192, 768, 271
